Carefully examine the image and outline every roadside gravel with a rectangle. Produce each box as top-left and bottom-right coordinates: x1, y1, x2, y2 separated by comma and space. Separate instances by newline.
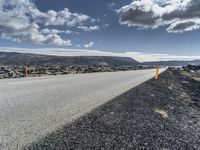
25, 69, 200, 150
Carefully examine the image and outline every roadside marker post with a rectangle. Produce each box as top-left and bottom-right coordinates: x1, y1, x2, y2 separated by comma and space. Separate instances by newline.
26, 65, 28, 79
155, 65, 159, 80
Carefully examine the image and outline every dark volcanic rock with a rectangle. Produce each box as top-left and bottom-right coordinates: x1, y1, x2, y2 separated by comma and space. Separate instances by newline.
0, 64, 153, 79
0, 51, 145, 79
25, 69, 200, 150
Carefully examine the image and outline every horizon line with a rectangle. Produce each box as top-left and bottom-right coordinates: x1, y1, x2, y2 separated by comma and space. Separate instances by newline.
0, 47, 200, 63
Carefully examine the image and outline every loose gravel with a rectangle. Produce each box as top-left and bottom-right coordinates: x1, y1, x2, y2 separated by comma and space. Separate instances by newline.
25, 69, 200, 150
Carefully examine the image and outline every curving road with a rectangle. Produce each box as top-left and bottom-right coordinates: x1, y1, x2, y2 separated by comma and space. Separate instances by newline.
0, 69, 165, 150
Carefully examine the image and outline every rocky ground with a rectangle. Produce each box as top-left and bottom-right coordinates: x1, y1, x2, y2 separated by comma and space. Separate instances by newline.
182, 65, 200, 81
0, 64, 153, 79
24, 68, 200, 150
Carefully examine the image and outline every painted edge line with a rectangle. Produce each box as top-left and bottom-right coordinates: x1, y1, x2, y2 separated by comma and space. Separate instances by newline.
8, 79, 57, 85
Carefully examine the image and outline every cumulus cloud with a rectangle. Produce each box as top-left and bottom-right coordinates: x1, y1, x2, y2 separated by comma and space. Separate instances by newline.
84, 42, 94, 48
118, 0, 200, 33
42, 9, 90, 27
0, 0, 97, 45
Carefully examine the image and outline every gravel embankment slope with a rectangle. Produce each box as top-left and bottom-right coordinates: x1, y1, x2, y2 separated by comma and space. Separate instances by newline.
25, 69, 200, 150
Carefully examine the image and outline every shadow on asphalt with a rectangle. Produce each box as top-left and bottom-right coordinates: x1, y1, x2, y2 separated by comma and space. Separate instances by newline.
25, 69, 200, 150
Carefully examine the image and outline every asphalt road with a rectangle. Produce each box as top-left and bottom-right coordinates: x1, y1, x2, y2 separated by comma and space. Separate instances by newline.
0, 69, 165, 150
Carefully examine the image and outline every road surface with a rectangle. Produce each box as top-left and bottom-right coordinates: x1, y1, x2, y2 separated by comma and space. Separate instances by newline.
0, 69, 165, 150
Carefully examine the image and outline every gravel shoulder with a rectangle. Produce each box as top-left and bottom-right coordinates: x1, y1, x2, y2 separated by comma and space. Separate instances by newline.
25, 69, 200, 150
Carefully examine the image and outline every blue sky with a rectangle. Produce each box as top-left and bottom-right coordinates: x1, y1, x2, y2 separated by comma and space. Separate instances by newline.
0, 0, 200, 61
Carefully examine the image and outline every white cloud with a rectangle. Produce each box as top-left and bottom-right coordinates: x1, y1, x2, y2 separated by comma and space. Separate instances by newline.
78, 26, 101, 32
0, 47, 200, 62
41, 28, 72, 35
0, 0, 97, 45
107, 2, 117, 10
43, 9, 90, 27
84, 42, 94, 48
118, 0, 200, 33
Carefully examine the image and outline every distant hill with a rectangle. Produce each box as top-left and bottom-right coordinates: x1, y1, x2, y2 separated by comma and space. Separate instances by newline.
0, 52, 140, 66
1, 51, 199, 67
143, 60, 200, 66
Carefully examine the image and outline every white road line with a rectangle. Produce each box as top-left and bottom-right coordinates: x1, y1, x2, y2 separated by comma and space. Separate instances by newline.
8, 79, 57, 85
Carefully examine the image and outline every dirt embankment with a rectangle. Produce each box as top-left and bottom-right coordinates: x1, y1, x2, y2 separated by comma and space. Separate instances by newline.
25, 69, 200, 150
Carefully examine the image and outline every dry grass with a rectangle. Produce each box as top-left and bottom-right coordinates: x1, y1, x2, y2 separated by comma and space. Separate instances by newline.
180, 70, 200, 81
168, 83, 175, 90
154, 109, 168, 118
192, 77, 200, 81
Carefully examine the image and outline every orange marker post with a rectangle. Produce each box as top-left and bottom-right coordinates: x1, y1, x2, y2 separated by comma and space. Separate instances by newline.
26, 65, 28, 79
155, 65, 159, 80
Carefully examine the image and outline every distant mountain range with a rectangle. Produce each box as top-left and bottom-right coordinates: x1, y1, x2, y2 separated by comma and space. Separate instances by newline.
0, 52, 139, 66
0, 51, 199, 67
142, 60, 200, 66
